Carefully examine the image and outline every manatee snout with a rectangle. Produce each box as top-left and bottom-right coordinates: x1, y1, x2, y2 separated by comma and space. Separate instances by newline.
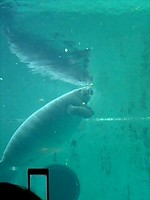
83, 87, 93, 104
87, 87, 93, 96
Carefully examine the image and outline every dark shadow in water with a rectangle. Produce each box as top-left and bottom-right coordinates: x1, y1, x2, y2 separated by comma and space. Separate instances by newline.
48, 164, 80, 200
0, 1, 93, 85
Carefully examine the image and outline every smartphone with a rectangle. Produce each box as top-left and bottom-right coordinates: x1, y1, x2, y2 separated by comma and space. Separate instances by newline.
28, 168, 49, 200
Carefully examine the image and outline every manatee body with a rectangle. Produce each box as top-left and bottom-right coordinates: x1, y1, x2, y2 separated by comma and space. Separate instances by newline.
3, 27, 92, 85
0, 87, 94, 169
0, 2, 92, 85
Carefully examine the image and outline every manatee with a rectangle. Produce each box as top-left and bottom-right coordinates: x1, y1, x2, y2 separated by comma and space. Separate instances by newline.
3, 27, 92, 85
0, 2, 93, 85
0, 87, 94, 181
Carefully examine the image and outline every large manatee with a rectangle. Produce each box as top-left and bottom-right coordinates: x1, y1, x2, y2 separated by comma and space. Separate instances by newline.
3, 27, 92, 85
0, 1, 92, 85
0, 87, 94, 181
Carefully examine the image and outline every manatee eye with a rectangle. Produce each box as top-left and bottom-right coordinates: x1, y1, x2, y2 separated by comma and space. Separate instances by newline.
78, 89, 84, 97
78, 89, 82, 93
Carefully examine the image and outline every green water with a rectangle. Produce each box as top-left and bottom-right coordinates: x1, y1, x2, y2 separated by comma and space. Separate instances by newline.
0, 1, 150, 200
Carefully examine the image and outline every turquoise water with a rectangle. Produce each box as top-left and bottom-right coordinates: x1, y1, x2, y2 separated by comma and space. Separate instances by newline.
0, 1, 150, 200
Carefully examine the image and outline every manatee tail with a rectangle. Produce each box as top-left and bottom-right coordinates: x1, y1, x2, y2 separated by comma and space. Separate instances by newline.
0, 160, 17, 183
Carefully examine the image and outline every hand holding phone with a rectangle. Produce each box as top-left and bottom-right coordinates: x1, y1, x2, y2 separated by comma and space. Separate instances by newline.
28, 168, 49, 200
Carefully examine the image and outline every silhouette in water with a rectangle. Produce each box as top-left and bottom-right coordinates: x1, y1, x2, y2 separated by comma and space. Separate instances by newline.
0, 182, 42, 200
0, 1, 93, 85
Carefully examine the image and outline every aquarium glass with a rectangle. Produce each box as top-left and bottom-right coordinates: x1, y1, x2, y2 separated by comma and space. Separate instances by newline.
0, 1, 150, 200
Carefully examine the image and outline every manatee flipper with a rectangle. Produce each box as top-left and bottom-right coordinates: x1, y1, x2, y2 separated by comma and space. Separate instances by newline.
67, 105, 94, 118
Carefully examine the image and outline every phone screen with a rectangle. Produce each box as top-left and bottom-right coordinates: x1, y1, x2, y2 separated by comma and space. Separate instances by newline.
28, 169, 49, 200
